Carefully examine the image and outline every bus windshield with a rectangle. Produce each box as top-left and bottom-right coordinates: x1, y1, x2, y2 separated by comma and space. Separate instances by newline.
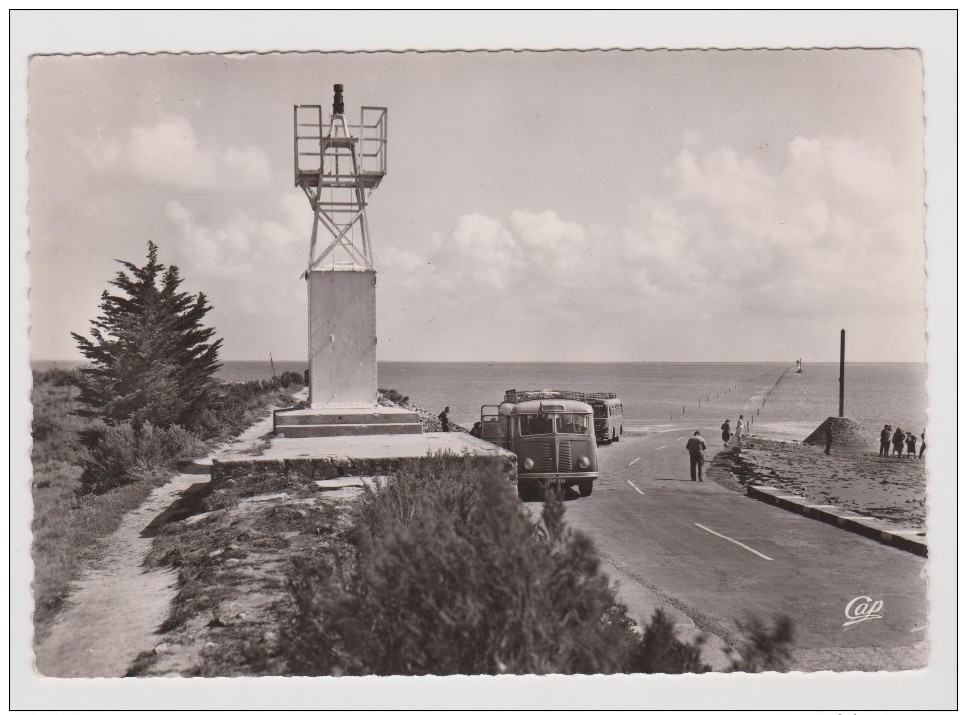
519, 414, 554, 436
557, 414, 590, 434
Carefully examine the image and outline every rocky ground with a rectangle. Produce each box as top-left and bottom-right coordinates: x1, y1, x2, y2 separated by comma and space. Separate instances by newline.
705, 437, 927, 530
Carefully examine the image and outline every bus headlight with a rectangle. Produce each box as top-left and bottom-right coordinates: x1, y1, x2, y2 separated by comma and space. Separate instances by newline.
523, 457, 535, 470
577, 456, 590, 469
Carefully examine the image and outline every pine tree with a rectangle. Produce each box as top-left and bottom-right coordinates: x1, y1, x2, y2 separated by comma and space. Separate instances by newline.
71, 241, 222, 428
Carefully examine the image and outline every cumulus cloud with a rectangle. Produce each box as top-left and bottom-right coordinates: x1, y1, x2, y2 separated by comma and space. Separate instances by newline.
165, 197, 304, 276
609, 135, 925, 318
378, 134, 923, 359
76, 114, 271, 190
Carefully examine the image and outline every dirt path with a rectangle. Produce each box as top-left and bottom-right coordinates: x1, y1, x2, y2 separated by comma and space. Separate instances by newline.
33, 406, 285, 678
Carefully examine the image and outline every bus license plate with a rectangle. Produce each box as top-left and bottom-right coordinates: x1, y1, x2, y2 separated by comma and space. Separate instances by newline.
545, 477, 566, 484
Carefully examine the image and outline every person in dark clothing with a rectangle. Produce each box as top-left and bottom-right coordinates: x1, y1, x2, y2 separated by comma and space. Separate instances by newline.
721, 419, 731, 447
824, 422, 834, 455
919, 429, 926, 459
685, 430, 707, 482
891, 427, 905, 457
879, 424, 892, 457
905, 431, 917, 457
470, 421, 481, 438
438, 406, 451, 432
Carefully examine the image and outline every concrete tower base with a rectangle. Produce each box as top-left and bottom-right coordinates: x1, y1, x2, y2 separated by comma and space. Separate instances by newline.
283, 268, 421, 438
274, 405, 422, 438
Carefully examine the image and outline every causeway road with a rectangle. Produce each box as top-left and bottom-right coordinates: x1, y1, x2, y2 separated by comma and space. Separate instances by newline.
525, 422, 928, 672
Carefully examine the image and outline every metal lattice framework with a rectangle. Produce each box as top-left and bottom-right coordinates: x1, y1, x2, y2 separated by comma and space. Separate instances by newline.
294, 91, 387, 274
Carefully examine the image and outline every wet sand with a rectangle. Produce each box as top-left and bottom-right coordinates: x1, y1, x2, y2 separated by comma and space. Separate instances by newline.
706, 437, 927, 530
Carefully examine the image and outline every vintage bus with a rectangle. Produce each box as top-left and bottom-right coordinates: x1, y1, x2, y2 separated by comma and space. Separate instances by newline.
480, 390, 599, 497
584, 392, 624, 445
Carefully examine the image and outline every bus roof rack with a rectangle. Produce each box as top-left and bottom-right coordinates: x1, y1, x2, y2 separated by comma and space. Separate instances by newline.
503, 389, 617, 404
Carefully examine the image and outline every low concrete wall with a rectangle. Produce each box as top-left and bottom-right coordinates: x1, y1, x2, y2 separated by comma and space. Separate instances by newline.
747, 484, 927, 557
211, 453, 518, 487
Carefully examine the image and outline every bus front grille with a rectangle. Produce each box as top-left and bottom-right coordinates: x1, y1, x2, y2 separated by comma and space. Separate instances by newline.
540, 443, 555, 472
558, 441, 573, 472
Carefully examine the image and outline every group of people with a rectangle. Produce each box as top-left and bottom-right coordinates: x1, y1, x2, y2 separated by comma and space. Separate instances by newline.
720, 415, 749, 446
879, 425, 925, 459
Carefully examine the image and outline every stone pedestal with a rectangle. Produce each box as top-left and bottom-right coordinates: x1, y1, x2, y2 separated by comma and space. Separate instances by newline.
274, 405, 422, 438
308, 268, 376, 408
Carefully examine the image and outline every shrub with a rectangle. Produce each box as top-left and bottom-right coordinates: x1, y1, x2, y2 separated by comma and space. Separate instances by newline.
377, 388, 409, 406
78, 421, 205, 495
31, 369, 88, 465
190, 378, 299, 442
726, 614, 795, 673
285, 455, 640, 676
629, 608, 709, 674
278, 371, 304, 388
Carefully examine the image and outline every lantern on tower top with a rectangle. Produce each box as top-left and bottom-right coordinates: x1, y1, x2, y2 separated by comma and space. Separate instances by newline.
294, 85, 388, 273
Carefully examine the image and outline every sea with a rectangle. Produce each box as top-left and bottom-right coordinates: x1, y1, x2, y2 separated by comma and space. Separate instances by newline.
33, 359, 927, 444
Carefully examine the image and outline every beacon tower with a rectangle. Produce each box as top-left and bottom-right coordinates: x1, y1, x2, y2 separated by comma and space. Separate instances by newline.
294, 85, 387, 409
276, 85, 420, 437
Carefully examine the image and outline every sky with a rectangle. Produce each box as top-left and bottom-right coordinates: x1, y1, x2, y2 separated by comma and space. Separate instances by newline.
28, 49, 927, 363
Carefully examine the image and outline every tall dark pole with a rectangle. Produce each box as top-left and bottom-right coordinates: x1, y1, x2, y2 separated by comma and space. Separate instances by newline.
839, 329, 846, 418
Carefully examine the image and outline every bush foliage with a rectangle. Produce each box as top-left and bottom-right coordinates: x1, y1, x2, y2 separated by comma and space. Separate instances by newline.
286, 456, 716, 675
78, 421, 205, 495
726, 614, 795, 673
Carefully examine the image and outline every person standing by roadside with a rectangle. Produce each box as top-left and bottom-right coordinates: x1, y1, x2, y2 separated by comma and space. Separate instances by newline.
892, 427, 905, 457
879, 424, 892, 457
735, 415, 745, 445
919, 429, 926, 459
824, 421, 834, 455
721, 418, 731, 447
685, 430, 707, 482
438, 406, 451, 432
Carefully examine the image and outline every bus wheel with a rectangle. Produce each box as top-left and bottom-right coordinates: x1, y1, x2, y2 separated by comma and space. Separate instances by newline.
578, 481, 593, 497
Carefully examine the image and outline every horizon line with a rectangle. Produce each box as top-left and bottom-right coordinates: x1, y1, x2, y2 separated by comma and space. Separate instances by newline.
31, 358, 928, 366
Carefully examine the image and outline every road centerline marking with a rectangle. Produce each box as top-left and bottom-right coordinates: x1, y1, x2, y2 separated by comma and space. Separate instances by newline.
694, 523, 773, 561
628, 457, 640, 466
675, 436, 685, 441
655, 445, 666, 451
626, 480, 644, 495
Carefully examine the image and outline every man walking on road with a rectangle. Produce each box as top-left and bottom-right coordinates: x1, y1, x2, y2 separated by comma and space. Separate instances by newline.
685, 430, 707, 482
438, 406, 451, 432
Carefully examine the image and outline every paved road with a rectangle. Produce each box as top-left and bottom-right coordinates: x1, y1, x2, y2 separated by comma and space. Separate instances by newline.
525, 420, 928, 672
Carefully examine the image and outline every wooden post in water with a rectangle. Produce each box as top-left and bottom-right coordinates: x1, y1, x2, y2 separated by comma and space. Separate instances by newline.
839, 329, 846, 417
